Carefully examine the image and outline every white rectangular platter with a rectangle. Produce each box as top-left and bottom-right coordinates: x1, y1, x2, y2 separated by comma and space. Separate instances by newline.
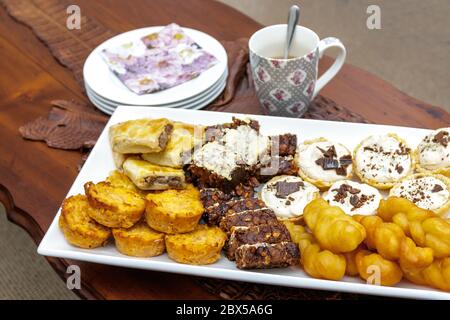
38, 106, 450, 300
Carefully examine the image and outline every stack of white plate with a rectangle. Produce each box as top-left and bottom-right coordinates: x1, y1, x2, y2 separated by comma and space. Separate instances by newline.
83, 27, 228, 115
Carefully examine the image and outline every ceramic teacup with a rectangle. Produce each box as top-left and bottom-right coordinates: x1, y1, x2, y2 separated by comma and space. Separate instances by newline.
249, 24, 346, 117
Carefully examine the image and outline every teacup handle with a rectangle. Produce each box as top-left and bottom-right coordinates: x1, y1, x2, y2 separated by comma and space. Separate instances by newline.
313, 37, 346, 98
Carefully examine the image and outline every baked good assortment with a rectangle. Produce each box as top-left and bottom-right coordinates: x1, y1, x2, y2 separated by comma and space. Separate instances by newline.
57, 117, 450, 292
416, 127, 449, 177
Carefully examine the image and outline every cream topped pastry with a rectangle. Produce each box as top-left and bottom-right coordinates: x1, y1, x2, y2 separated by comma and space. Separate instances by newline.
261, 175, 319, 219
297, 138, 353, 189
416, 128, 450, 177
323, 180, 382, 216
389, 173, 450, 215
353, 134, 414, 189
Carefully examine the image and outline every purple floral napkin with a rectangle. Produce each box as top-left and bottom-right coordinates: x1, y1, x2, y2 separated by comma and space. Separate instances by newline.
101, 23, 218, 95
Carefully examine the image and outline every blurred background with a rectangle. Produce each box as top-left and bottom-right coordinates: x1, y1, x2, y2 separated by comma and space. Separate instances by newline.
1, 0, 449, 300
219, 0, 450, 112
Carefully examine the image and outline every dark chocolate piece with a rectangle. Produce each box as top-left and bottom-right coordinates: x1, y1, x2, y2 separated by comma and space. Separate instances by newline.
275, 181, 303, 198
432, 184, 444, 193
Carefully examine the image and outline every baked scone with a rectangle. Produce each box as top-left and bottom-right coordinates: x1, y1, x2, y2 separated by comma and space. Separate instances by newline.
323, 180, 382, 216
297, 138, 353, 189
122, 158, 186, 190
260, 175, 319, 220
353, 134, 415, 189
145, 184, 204, 234
112, 221, 165, 257
142, 122, 204, 168
389, 173, 450, 216
416, 128, 450, 178
84, 181, 145, 228
109, 118, 173, 154
165, 224, 226, 265
59, 195, 111, 249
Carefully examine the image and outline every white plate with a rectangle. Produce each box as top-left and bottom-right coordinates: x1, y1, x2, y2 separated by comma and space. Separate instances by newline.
87, 69, 228, 108
87, 78, 227, 115
83, 27, 228, 106
37, 107, 450, 300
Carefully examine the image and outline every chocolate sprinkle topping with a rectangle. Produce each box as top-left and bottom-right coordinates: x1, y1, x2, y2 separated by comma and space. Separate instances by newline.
432, 184, 444, 193
395, 164, 404, 174
433, 131, 449, 147
275, 181, 304, 198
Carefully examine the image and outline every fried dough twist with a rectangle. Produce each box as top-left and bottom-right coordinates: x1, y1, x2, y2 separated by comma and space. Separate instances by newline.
378, 198, 450, 259
303, 199, 366, 253
354, 215, 434, 271
295, 225, 347, 281
402, 257, 450, 292
355, 249, 403, 286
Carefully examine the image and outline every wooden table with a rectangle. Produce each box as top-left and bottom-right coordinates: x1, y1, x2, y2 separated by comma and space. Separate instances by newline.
0, 0, 449, 300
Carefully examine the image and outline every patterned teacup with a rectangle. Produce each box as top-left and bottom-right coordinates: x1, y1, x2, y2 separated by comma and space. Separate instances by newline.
249, 24, 346, 117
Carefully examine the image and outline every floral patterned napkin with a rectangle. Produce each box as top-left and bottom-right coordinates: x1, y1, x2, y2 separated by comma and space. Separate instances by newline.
101, 23, 218, 95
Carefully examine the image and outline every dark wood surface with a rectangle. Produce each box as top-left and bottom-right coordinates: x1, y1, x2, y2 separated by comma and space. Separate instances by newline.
0, 0, 449, 300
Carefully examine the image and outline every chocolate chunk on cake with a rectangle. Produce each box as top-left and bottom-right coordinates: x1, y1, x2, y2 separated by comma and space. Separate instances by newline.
235, 242, 299, 269
203, 198, 266, 226
219, 208, 279, 234
225, 224, 291, 260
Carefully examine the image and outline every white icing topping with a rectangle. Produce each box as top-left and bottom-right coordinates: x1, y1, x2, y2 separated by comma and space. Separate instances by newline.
297, 141, 352, 182
192, 124, 268, 179
222, 125, 269, 166
323, 180, 382, 216
261, 175, 319, 219
355, 135, 412, 183
417, 128, 450, 171
192, 141, 237, 179
390, 176, 449, 211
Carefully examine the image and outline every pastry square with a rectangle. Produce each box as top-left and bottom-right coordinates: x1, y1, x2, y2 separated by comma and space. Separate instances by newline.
142, 122, 204, 168
122, 158, 186, 190
109, 118, 173, 154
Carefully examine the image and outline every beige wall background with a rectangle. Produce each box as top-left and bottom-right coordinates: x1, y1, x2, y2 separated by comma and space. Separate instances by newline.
219, 0, 450, 112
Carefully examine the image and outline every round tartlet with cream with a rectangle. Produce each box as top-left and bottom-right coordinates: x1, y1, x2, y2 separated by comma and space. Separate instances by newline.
260, 175, 320, 220
296, 138, 353, 190
323, 180, 382, 216
353, 134, 415, 189
389, 173, 450, 216
416, 128, 450, 178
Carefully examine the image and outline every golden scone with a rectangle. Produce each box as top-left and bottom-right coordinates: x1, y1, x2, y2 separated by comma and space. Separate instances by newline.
165, 224, 226, 265
84, 181, 145, 228
145, 184, 203, 234
59, 195, 111, 249
112, 221, 165, 257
